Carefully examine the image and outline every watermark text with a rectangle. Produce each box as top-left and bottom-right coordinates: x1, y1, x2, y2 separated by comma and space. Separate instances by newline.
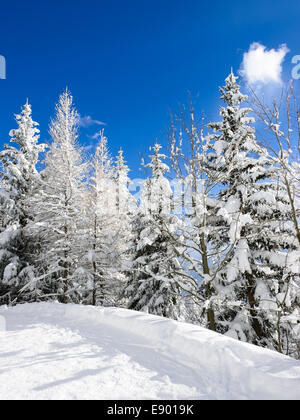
0, 55, 6, 79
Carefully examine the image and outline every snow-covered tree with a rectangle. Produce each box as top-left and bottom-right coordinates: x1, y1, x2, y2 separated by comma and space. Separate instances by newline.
28, 90, 87, 303
112, 149, 136, 304
114, 148, 135, 255
80, 131, 125, 306
168, 102, 223, 329
207, 71, 297, 350
0, 101, 46, 303
249, 84, 300, 358
124, 143, 183, 319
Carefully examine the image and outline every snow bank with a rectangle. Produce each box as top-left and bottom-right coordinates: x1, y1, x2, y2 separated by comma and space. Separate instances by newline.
0, 315, 6, 332
1, 302, 299, 400
65, 304, 300, 400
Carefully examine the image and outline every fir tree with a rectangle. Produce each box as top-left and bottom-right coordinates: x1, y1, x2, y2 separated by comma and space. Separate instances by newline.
124, 144, 182, 319
112, 148, 135, 305
0, 101, 46, 303
28, 90, 87, 303
207, 71, 296, 350
81, 130, 123, 306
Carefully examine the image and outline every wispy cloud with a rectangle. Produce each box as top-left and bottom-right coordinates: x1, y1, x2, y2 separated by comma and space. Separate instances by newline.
240, 42, 289, 85
82, 144, 94, 152
77, 115, 106, 128
87, 132, 101, 140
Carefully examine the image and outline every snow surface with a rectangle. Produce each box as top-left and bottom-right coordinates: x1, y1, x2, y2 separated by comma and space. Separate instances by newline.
0, 315, 5, 332
0, 302, 299, 400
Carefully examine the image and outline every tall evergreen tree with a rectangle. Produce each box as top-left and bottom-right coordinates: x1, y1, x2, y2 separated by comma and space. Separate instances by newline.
0, 101, 46, 303
249, 88, 300, 357
112, 149, 135, 305
28, 90, 87, 303
80, 130, 123, 306
124, 144, 182, 319
207, 71, 296, 350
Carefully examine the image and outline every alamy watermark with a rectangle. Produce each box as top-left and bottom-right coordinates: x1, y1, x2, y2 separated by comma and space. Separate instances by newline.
106, 177, 208, 217
0, 55, 6, 79
292, 55, 300, 80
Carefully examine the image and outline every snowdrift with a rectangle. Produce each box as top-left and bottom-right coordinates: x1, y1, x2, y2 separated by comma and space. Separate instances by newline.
0, 302, 299, 400
0, 315, 5, 332
65, 304, 300, 400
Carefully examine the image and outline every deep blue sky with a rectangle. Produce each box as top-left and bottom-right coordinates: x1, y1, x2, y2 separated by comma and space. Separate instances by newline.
0, 0, 300, 176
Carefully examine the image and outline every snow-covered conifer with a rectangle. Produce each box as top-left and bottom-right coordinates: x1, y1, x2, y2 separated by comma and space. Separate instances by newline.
112, 149, 136, 304
124, 144, 182, 319
80, 131, 124, 306
249, 89, 300, 358
207, 71, 296, 350
0, 101, 46, 303
28, 90, 87, 303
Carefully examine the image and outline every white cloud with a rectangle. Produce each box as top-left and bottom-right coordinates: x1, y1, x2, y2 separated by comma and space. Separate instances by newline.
87, 132, 101, 140
82, 144, 94, 151
77, 115, 106, 128
240, 42, 289, 85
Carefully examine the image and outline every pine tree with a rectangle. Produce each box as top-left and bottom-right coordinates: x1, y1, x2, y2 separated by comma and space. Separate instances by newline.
124, 144, 182, 319
81, 130, 122, 306
207, 71, 296, 350
28, 90, 87, 303
0, 101, 46, 303
250, 90, 300, 358
112, 149, 135, 305
274, 157, 300, 358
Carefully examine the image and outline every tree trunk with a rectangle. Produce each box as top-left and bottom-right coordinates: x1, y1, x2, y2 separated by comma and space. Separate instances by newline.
200, 233, 216, 331
245, 272, 264, 343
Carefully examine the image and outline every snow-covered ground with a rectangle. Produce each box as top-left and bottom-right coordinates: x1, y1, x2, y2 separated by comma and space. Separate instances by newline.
0, 303, 299, 400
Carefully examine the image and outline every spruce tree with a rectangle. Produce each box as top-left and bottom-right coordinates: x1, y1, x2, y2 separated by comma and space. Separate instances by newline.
207, 71, 295, 350
124, 144, 182, 319
80, 130, 122, 306
28, 90, 87, 303
0, 101, 46, 303
112, 149, 135, 305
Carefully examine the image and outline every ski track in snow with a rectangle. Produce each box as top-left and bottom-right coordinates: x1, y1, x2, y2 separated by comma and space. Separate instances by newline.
0, 303, 299, 400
